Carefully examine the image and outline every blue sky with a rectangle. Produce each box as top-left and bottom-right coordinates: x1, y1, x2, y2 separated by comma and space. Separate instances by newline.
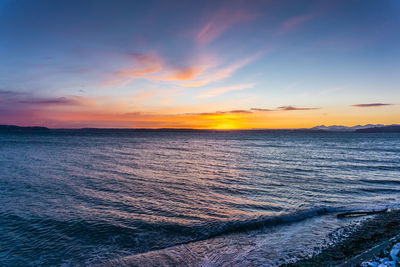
0, 0, 399, 128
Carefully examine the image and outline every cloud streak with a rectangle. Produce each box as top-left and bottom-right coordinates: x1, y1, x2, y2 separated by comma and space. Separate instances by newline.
0, 91, 89, 107
188, 105, 320, 115
277, 106, 320, 111
197, 84, 254, 98
107, 51, 262, 89
276, 13, 317, 35
187, 109, 253, 116
182, 53, 262, 87
109, 53, 205, 86
250, 108, 273, 112
274, 2, 334, 36
114, 53, 162, 78
195, 4, 256, 45
352, 103, 393, 107
16, 97, 83, 106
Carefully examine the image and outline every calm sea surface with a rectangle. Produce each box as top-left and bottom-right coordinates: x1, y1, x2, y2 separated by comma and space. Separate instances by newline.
0, 132, 399, 266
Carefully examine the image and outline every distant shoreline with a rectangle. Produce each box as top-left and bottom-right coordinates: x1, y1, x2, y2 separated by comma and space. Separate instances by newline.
1, 124, 400, 133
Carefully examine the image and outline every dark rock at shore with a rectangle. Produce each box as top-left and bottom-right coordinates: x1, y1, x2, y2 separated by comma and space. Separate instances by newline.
282, 209, 400, 266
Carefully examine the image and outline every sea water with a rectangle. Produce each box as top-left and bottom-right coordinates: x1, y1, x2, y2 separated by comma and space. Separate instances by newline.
0, 132, 399, 266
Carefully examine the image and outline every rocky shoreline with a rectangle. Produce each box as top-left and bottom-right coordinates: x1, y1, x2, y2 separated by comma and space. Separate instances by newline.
283, 209, 400, 266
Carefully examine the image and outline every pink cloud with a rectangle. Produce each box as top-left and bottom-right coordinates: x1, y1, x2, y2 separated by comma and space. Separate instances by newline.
276, 13, 317, 35
195, 5, 256, 45
107, 53, 206, 87
0, 92, 98, 126
161, 66, 203, 81
105, 51, 262, 88
274, 2, 338, 36
183, 53, 262, 87
114, 53, 162, 77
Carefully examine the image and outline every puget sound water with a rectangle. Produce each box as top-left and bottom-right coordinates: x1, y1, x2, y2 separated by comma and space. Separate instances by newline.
1, 131, 399, 266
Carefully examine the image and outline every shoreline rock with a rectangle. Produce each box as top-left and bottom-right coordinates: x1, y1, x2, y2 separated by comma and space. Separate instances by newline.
283, 209, 400, 266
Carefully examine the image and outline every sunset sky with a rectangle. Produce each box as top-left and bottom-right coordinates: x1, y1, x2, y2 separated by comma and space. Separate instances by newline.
0, 0, 399, 129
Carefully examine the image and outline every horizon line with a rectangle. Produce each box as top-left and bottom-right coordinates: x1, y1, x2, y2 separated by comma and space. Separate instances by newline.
1, 123, 399, 131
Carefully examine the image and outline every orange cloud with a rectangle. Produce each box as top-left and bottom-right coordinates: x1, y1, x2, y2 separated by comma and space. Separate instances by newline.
107, 53, 206, 86
133, 90, 162, 100
106, 51, 261, 89
187, 109, 253, 116
3, 101, 398, 130
161, 66, 203, 81
181, 80, 209, 87
182, 53, 262, 87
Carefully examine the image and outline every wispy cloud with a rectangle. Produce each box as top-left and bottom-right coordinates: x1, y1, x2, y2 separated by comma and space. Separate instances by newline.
250, 108, 273, 112
277, 106, 320, 111
274, 2, 335, 36
195, 4, 256, 45
187, 109, 253, 116
162, 66, 202, 81
183, 53, 262, 87
0, 91, 90, 107
276, 13, 317, 35
197, 83, 254, 98
187, 105, 320, 116
106, 52, 210, 87
250, 106, 320, 112
16, 97, 83, 106
352, 103, 393, 107
0, 91, 98, 126
113, 53, 162, 78
0, 90, 20, 96
106, 51, 262, 89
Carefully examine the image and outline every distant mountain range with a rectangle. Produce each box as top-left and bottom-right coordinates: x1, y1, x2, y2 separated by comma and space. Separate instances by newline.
310, 124, 397, 132
355, 125, 400, 133
0, 124, 399, 133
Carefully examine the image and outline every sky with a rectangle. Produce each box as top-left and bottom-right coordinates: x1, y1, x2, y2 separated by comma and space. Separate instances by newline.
0, 0, 399, 129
